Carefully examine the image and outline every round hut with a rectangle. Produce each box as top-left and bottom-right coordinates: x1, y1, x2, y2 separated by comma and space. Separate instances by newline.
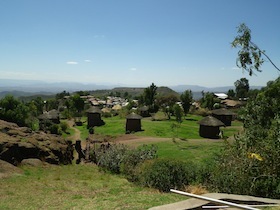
38, 109, 60, 124
86, 106, 105, 128
197, 116, 225, 139
212, 108, 235, 126
126, 112, 142, 133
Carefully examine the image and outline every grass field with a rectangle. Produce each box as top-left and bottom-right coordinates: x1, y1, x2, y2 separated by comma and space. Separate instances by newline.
75, 114, 242, 141
0, 165, 185, 210
0, 114, 244, 209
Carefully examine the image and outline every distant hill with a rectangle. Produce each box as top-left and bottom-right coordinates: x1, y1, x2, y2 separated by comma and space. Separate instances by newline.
0, 90, 54, 99
170, 85, 263, 93
0, 79, 263, 100
89, 86, 179, 98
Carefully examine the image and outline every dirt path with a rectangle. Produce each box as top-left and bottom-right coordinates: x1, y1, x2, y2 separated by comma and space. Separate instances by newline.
66, 120, 81, 141
112, 134, 224, 147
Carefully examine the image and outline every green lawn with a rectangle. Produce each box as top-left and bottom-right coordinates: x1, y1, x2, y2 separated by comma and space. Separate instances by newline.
74, 114, 242, 141
153, 139, 223, 163
0, 164, 185, 210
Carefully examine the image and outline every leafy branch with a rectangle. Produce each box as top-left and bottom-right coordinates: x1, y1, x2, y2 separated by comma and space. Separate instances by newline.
231, 23, 280, 76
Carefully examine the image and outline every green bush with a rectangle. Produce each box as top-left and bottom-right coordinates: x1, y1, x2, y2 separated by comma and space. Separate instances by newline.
49, 124, 62, 135
93, 144, 129, 174
92, 144, 157, 176
60, 121, 69, 133
120, 144, 157, 182
102, 112, 112, 118
138, 159, 198, 192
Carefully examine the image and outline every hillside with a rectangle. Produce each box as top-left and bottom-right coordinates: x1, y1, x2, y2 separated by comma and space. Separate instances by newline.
88, 86, 179, 98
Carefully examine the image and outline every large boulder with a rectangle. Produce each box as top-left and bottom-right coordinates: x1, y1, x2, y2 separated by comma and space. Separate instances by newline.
0, 120, 74, 165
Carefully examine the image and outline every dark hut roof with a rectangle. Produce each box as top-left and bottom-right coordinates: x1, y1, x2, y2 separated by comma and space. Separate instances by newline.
126, 112, 142, 119
198, 116, 225, 127
212, 108, 235, 116
38, 109, 59, 120
86, 106, 101, 114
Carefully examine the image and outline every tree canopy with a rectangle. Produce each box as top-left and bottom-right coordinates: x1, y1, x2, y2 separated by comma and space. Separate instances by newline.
234, 77, 249, 99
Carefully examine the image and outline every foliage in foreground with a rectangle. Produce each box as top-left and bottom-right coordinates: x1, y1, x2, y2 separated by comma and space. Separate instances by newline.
91, 143, 213, 193
91, 144, 157, 175
212, 78, 280, 198
138, 159, 199, 192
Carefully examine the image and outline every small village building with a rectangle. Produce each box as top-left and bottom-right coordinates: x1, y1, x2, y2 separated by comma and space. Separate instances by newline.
112, 104, 122, 111
126, 112, 142, 133
221, 99, 243, 109
214, 93, 228, 100
86, 106, 105, 128
38, 109, 60, 124
197, 116, 225, 139
211, 108, 235, 126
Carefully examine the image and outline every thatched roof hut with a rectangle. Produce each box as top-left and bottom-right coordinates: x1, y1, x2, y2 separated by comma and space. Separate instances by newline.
212, 108, 235, 126
86, 106, 104, 127
38, 109, 60, 124
197, 116, 225, 139
126, 112, 142, 133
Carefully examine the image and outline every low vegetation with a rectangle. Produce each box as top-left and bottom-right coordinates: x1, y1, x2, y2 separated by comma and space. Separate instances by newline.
0, 164, 185, 209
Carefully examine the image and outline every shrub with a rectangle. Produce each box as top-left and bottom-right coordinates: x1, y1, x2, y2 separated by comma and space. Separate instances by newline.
49, 124, 62, 135
102, 112, 112, 118
193, 108, 211, 117
120, 144, 157, 182
93, 143, 129, 174
138, 159, 198, 192
60, 121, 69, 133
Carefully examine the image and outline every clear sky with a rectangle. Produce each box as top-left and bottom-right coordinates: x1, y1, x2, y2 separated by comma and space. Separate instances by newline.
0, 0, 279, 87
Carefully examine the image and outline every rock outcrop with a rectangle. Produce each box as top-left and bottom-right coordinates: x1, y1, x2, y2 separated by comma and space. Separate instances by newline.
0, 120, 74, 165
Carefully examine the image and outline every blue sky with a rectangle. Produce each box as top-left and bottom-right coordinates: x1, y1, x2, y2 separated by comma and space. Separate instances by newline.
0, 0, 279, 87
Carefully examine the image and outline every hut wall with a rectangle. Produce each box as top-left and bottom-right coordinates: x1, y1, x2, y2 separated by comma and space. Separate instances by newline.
213, 114, 232, 126
88, 113, 104, 127
199, 125, 220, 139
126, 119, 141, 133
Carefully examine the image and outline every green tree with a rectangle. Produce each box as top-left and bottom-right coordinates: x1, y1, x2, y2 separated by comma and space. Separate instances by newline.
0, 95, 29, 126
142, 83, 158, 113
55, 90, 70, 100
70, 94, 85, 116
180, 90, 193, 116
213, 78, 280, 198
156, 94, 178, 120
173, 104, 183, 123
200, 92, 218, 110
232, 23, 279, 76
227, 89, 235, 98
234, 77, 249, 99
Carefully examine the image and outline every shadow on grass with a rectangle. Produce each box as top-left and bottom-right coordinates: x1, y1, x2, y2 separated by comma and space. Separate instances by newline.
185, 118, 198, 121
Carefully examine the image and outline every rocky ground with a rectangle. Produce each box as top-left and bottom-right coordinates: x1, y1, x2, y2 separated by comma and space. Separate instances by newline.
0, 120, 74, 166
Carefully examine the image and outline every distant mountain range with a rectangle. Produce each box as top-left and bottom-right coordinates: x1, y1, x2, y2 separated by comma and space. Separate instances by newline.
0, 79, 263, 99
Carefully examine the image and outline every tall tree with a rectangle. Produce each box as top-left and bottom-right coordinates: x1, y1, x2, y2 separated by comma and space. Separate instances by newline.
142, 83, 158, 113
232, 23, 280, 76
157, 94, 178, 120
180, 90, 193, 116
71, 94, 85, 117
234, 78, 249, 99
200, 92, 217, 110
